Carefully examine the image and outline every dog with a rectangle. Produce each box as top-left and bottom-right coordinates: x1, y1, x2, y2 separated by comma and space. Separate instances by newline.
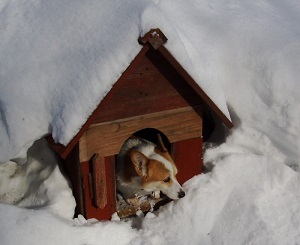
116, 134, 185, 206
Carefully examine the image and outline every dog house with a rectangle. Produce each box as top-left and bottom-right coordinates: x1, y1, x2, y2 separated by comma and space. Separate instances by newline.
48, 29, 233, 220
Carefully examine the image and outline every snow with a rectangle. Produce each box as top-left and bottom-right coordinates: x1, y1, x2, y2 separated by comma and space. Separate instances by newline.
0, 138, 75, 218
1, 0, 300, 244
0, 0, 230, 164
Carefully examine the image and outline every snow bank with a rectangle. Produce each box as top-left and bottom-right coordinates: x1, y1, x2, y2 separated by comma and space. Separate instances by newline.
139, 155, 300, 244
0, 139, 75, 218
159, 0, 300, 167
1, 0, 300, 244
0, 0, 230, 163
1, 153, 300, 245
0, 204, 138, 245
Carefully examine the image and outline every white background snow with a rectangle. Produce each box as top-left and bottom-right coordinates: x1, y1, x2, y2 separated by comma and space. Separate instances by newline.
1, 0, 300, 244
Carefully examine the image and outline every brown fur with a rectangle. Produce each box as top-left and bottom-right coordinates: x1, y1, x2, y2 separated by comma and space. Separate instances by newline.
143, 160, 170, 184
116, 135, 185, 201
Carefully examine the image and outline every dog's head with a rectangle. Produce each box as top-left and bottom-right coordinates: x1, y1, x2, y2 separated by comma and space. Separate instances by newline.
130, 134, 185, 200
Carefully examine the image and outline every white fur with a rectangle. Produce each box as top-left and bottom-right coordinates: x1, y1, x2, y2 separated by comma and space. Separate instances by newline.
116, 137, 185, 201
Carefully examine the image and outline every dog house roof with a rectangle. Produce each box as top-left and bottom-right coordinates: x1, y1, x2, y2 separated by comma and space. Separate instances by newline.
0, 1, 232, 163
49, 28, 233, 159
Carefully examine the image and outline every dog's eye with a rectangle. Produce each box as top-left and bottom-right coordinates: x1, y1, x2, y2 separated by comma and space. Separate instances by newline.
163, 176, 170, 183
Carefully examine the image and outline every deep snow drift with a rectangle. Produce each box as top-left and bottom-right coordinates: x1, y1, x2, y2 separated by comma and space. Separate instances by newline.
1, 0, 300, 244
0, 0, 230, 163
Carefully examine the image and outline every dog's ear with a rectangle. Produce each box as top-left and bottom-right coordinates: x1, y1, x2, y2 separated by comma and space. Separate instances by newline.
130, 150, 148, 177
157, 133, 168, 153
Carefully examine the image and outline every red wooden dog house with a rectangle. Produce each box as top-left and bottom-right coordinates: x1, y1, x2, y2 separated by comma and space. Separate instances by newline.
48, 29, 233, 220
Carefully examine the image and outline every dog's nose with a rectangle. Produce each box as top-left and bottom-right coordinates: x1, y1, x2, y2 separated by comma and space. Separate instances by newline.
178, 190, 185, 198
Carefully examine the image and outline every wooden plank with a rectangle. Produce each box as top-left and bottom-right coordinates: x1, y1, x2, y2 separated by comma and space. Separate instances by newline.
91, 154, 107, 209
79, 106, 202, 162
82, 156, 116, 220
116, 195, 167, 219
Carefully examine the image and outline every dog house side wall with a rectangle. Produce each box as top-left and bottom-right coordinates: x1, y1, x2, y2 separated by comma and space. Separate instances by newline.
172, 137, 203, 185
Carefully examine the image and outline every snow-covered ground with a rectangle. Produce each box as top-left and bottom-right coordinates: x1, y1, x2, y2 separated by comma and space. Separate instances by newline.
1, 0, 300, 244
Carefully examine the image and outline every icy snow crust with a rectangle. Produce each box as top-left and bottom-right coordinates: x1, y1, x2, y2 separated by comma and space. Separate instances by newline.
1, 0, 300, 244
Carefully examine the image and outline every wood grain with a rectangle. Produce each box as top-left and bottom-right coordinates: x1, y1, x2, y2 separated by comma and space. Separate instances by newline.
91, 154, 107, 209
93, 48, 201, 124
82, 156, 116, 220
79, 106, 202, 162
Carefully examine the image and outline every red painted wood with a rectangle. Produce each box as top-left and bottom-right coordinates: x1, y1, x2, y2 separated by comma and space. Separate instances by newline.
81, 156, 116, 220
91, 154, 107, 209
171, 137, 203, 185
157, 45, 234, 129
93, 48, 201, 124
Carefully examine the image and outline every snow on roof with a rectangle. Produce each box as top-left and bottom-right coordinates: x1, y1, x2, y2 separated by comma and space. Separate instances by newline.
0, 0, 230, 163
1, 1, 300, 244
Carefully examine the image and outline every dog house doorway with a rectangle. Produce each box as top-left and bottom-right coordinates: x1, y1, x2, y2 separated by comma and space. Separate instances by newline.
115, 128, 172, 218
133, 128, 170, 150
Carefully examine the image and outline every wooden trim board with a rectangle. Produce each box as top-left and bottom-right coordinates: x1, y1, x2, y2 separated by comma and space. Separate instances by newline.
79, 106, 202, 162
157, 45, 233, 129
